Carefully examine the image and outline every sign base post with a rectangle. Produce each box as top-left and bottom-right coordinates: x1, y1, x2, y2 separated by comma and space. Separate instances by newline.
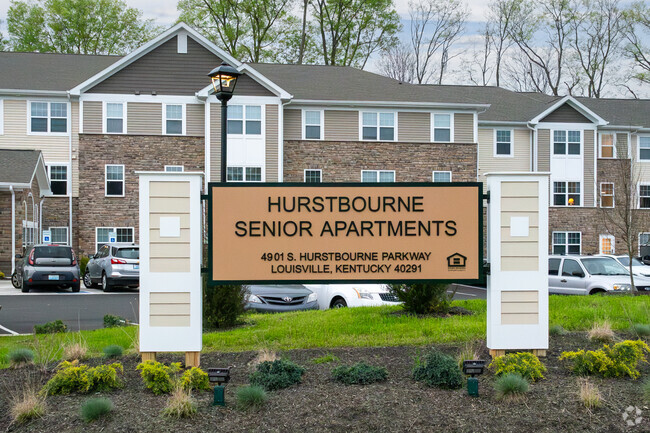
141, 352, 156, 362
185, 351, 201, 368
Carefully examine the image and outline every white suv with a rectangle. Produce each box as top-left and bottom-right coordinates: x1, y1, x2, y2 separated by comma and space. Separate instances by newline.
597, 254, 650, 277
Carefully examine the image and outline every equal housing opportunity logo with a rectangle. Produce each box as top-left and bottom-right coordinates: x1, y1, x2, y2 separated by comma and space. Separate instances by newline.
447, 253, 467, 271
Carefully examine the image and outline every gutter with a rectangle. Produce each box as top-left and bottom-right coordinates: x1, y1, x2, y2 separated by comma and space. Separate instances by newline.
0, 89, 69, 97
289, 99, 490, 110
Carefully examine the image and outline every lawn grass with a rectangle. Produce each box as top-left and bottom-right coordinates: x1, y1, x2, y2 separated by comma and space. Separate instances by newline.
0, 295, 647, 368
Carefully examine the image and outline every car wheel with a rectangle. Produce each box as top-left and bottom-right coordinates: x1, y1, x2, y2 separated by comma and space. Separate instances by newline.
71, 282, 80, 293
102, 273, 111, 292
21, 282, 30, 293
331, 297, 347, 308
11, 272, 21, 289
589, 288, 606, 295
83, 271, 96, 289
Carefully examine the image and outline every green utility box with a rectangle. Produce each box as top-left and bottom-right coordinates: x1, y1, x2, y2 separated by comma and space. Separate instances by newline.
213, 385, 226, 406
467, 377, 479, 397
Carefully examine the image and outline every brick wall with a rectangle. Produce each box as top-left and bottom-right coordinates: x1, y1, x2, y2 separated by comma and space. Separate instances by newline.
283, 140, 477, 182
77, 134, 204, 254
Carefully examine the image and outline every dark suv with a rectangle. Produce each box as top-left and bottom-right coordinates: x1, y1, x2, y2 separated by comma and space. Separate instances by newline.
19, 245, 81, 293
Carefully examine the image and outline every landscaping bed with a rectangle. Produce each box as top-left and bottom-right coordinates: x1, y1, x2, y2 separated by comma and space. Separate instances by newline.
1, 332, 649, 432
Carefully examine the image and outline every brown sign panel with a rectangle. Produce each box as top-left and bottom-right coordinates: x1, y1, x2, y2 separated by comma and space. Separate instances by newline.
209, 183, 483, 284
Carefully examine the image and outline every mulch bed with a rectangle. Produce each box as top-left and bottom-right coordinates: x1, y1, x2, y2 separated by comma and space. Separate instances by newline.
1, 333, 649, 432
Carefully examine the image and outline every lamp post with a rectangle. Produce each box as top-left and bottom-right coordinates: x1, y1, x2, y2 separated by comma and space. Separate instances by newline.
208, 62, 242, 182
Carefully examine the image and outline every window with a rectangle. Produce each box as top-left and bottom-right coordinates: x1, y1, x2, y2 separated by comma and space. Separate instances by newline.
495, 130, 513, 156
548, 258, 561, 275
600, 183, 614, 208
227, 105, 262, 135
599, 234, 615, 254
303, 110, 323, 140
553, 181, 581, 206
164, 165, 184, 172
640, 136, 650, 161
640, 184, 650, 209
227, 166, 262, 182
48, 165, 68, 196
561, 259, 584, 277
640, 233, 650, 256
361, 112, 395, 141
165, 104, 183, 135
432, 171, 452, 182
600, 133, 615, 158
96, 227, 134, 252
361, 170, 395, 182
553, 130, 581, 155
304, 169, 322, 183
105, 103, 124, 133
553, 231, 581, 255
30, 101, 67, 133
105, 165, 125, 196
0, 99, 4, 135
432, 113, 452, 142
49, 227, 68, 245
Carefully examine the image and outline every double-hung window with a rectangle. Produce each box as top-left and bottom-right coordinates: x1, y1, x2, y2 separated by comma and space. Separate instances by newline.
639, 136, 650, 161
640, 184, 650, 209
48, 165, 68, 196
432, 171, 452, 182
227, 166, 262, 182
304, 169, 322, 183
552, 232, 581, 255
165, 104, 184, 135
361, 112, 395, 141
105, 164, 125, 196
553, 130, 581, 155
553, 181, 581, 206
599, 234, 615, 254
600, 133, 615, 158
303, 110, 323, 140
30, 101, 67, 133
495, 130, 513, 156
361, 170, 395, 183
227, 105, 262, 135
50, 227, 69, 245
432, 113, 452, 142
600, 183, 614, 208
105, 103, 124, 133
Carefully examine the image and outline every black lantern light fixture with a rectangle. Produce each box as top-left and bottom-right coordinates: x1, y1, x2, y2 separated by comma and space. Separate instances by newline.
463, 360, 486, 397
207, 62, 242, 182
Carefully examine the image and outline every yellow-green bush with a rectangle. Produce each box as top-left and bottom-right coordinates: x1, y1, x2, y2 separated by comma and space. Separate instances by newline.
560, 340, 650, 379
489, 352, 546, 382
43, 360, 123, 395
136, 361, 182, 395
180, 367, 210, 391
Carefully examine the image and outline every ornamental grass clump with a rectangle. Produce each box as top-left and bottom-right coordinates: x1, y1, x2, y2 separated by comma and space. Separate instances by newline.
8, 348, 34, 368
494, 373, 529, 400
332, 362, 388, 385
102, 345, 124, 359
588, 321, 615, 344
250, 359, 305, 391
549, 324, 568, 336
578, 379, 602, 409
456, 341, 481, 370
632, 323, 650, 337
81, 398, 113, 422
236, 385, 268, 410
63, 342, 88, 361
488, 352, 546, 382
10, 387, 46, 424
412, 349, 464, 389
162, 386, 197, 418
560, 339, 650, 379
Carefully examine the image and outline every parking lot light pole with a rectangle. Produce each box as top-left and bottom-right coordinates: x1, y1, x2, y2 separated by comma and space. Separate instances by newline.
208, 62, 242, 183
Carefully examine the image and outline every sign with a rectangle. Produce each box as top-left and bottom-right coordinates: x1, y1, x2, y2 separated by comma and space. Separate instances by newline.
42, 230, 51, 243
108, 231, 117, 243
209, 183, 483, 284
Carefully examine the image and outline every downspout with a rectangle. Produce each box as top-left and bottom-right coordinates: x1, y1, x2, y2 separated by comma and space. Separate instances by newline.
39, 199, 44, 243
28, 193, 35, 243
68, 93, 73, 247
10, 186, 15, 276
527, 123, 537, 171
475, 108, 488, 182
279, 99, 293, 182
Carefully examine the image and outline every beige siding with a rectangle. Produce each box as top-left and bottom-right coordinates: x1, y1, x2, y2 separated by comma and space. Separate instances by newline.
398, 112, 430, 143
149, 291, 190, 327
209, 103, 221, 181
584, 130, 595, 207
454, 113, 474, 143
500, 181, 540, 272
616, 133, 628, 158
82, 101, 102, 134
541, 103, 591, 123
71, 102, 79, 197
537, 129, 550, 171
501, 290, 539, 325
284, 109, 301, 140
324, 110, 357, 141
631, 134, 650, 182
0, 100, 70, 161
127, 103, 162, 135
478, 128, 531, 186
186, 103, 204, 136
266, 104, 279, 182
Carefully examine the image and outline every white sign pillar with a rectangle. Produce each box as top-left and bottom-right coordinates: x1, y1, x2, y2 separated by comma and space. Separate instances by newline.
486, 173, 549, 356
138, 172, 203, 367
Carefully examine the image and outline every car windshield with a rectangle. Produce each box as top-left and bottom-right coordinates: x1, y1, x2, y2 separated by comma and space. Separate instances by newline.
582, 257, 629, 276
115, 248, 139, 259
617, 256, 644, 267
34, 246, 72, 259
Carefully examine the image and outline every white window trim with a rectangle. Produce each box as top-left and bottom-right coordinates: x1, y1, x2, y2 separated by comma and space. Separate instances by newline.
95, 226, 134, 253
226, 166, 264, 182
551, 129, 583, 157
599, 234, 615, 254
432, 171, 452, 182
304, 169, 322, 182
163, 103, 186, 135
227, 104, 263, 138
599, 182, 615, 208
302, 109, 324, 141
639, 182, 650, 209
430, 112, 454, 143
0, 99, 4, 135
638, 135, 650, 162
494, 129, 514, 158
46, 163, 71, 197
103, 101, 127, 134
552, 180, 583, 207
359, 111, 398, 142
360, 170, 396, 182
49, 226, 69, 245
27, 100, 70, 136
552, 231, 582, 255
105, 164, 125, 197
598, 132, 616, 159
164, 165, 184, 172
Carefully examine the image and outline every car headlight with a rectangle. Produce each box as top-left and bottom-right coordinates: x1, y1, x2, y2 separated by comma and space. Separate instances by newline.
307, 292, 317, 303
612, 283, 631, 291
354, 288, 374, 300
246, 294, 263, 303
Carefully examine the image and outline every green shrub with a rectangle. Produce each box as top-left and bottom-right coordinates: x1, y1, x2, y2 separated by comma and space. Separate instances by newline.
203, 276, 246, 329
560, 340, 650, 379
103, 315, 128, 328
236, 385, 268, 410
489, 352, 546, 382
79, 256, 90, 277
43, 361, 123, 395
81, 398, 113, 422
388, 283, 453, 314
136, 361, 182, 395
162, 387, 197, 418
34, 320, 67, 334
632, 323, 650, 337
89, 363, 124, 391
311, 353, 340, 364
102, 345, 123, 359
549, 325, 568, 336
8, 348, 34, 368
642, 377, 650, 403
180, 367, 210, 391
412, 349, 464, 389
332, 362, 388, 385
494, 373, 529, 399
250, 359, 305, 391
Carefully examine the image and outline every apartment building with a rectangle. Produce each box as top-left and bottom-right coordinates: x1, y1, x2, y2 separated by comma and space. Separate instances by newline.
1, 22, 648, 276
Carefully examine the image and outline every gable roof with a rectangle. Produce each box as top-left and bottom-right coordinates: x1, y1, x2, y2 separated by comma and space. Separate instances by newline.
0, 149, 51, 194
576, 97, 650, 128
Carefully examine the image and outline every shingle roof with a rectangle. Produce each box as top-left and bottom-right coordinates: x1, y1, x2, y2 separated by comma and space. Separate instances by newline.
0, 150, 42, 184
0, 52, 121, 91
576, 97, 650, 127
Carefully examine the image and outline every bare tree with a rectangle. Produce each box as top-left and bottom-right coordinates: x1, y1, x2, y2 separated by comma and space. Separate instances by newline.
298, 0, 309, 64
468, 27, 494, 86
502, 49, 552, 93
623, 1, 650, 85
487, 0, 518, 87
378, 43, 416, 83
